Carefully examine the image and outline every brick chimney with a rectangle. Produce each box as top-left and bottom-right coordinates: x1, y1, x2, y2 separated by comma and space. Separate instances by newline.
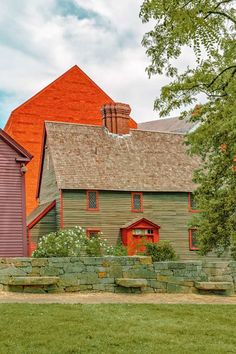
101, 102, 131, 135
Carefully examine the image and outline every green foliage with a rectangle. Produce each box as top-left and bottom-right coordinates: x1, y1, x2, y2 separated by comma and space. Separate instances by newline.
32, 226, 127, 258
140, 0, 236, 256
145, 241, 177, 261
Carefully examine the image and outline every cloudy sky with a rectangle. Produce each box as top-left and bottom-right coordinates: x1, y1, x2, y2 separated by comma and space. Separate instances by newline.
0, 0, 193, 128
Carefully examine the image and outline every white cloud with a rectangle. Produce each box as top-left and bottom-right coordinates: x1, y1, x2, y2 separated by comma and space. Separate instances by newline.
0, 0, 195, 128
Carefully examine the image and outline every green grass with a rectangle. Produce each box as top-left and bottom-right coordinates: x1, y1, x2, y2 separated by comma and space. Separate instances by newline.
0, 304, 236, 354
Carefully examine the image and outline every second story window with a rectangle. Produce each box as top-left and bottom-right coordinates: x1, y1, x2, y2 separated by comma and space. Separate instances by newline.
131, 192, 143, 212
188, 193, 200, 212
86, 191, 99, 211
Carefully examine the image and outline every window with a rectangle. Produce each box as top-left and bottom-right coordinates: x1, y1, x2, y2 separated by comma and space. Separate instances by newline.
131, 192, 143, 212
86, 191, 99, 211
87, 228, 101, 238
189, 228, 200, 251
188, 193, 200, 212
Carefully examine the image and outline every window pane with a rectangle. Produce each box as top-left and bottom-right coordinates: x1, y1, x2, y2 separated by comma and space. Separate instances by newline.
191, 230, 199, 248
89, 231, 100, 238
88, 191, 97, 209
190, 194, 198, 210
133, 194, 141, 210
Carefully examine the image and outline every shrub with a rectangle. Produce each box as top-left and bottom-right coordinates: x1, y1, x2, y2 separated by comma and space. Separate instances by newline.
145, 241, 177, 262
32, 226, 127, 258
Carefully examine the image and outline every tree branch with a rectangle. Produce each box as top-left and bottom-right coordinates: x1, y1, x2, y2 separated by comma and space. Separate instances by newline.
207, 65, 236, 88
205, 10, 236, 24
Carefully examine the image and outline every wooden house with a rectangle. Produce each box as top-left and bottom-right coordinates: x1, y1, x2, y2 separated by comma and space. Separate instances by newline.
27, 102, 204, 259
0, 129, 32, 256
4, 66, 137, 215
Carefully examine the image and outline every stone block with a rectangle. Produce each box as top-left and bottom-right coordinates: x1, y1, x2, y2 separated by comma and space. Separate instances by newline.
23, 286, 46, 294
0, 275, 10, 285
49, 257, 70, 263
79, 273, 98, 285
31, 258, 48, 267
168, 262, 186, 269
92, 284, 106, 291
40, 267, 63, 276
65, 286, 80, 292
116, 278, 147, 288
123, 268, 156, 279
8, 276, 59, 286
153, 262, 169, 270
195, 281, 234, 290
99, 277, 114, 284
148, 280, 167, 290
208, 276, 233, 282
8, 285, 24, 292
98, 272, 106, 278
105, 284, 115, 292
167, 283, 193, 294
0, 268, 26, 276
138, 257, 152, 265
59, 274, 79, 286
108, 266, 123, 278
79, 285, 92, 291
30, 267, 41, 275
63, 264, 84, 273
203, 262, 229, 268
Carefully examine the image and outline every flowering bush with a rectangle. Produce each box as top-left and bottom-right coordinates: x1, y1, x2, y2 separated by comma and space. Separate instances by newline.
32, 226, 127, 258
145, 241, 177, 262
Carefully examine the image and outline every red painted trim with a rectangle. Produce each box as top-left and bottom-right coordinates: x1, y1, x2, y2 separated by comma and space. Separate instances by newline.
121, 217, 161, 230
28, 200, 56, 230
21, 170, 28, 256
131, 192, 143, 212
86, 228, 101, 238
189, 228, 200, 251
0, 128, 32, 161
188, 192, 201, 213
36, 127, 47, 199
60, 190, 64, 228
86, 190, 99, 211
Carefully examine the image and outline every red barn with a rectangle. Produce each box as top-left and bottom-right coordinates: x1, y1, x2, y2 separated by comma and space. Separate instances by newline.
0, 129, 32, 256
4, 65, 137, 215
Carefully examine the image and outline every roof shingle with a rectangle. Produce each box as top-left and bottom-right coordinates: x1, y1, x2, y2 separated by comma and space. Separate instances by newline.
45, 121, 199, 193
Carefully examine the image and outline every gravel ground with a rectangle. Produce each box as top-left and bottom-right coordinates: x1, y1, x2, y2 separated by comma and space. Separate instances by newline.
0, 292, 236, 304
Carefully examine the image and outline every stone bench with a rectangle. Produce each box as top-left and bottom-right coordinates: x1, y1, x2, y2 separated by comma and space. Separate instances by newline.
8, 276, 59, 286
195, 281, 234, 295
116, 278, 147, 288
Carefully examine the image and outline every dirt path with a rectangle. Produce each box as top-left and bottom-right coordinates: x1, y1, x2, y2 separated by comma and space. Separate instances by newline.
0, 292, 236, 304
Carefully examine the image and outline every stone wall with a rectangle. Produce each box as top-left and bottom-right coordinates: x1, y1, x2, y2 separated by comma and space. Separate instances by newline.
0, 257, 235, 294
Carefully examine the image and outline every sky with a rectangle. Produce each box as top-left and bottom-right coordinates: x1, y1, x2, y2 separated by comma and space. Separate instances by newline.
0, 0, 195, 128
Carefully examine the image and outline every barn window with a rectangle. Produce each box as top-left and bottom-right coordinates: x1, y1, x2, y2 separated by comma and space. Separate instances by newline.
86, 191, 99, 211
189, 228, 200, 251
131, 192, 143, 212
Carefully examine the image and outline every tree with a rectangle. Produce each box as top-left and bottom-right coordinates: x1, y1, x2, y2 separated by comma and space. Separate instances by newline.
140, 0, 236, 257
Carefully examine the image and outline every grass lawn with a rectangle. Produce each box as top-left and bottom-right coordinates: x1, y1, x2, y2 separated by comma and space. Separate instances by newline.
0, 304, 236, 354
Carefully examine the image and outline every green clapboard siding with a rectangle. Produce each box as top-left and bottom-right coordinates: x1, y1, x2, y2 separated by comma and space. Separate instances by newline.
39, 138, 60, 204
30, 206, 57, 245
62, 190, 206, 260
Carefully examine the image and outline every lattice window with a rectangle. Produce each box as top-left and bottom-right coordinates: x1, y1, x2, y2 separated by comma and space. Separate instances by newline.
87, 229, 101, 239
189, 229, 199, 250
131, 192, 143, 212
87, 191, 99, 210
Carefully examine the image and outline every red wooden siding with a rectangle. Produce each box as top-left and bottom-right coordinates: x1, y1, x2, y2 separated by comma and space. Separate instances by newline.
0, 139, 26, 256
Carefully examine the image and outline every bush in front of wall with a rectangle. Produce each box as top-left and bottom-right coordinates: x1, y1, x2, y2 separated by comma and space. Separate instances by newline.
145, 241, 177, 262
32, 226, 128, 258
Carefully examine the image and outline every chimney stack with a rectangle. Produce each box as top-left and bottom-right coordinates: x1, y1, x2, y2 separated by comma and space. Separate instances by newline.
101, 102, 131, 135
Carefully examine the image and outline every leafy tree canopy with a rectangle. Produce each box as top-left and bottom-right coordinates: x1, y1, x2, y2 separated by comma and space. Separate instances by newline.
140, 0, 236, 257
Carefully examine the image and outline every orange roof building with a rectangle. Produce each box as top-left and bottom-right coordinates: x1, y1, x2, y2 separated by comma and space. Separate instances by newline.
4, 65, 137, 214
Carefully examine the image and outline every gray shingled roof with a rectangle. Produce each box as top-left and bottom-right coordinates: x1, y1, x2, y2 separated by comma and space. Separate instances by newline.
138, 116, 196, 133
45, 121, 199, 192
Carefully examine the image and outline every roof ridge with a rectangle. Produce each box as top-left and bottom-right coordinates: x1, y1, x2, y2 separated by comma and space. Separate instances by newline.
10, 65, 113, 114
0, 128, 33, 160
